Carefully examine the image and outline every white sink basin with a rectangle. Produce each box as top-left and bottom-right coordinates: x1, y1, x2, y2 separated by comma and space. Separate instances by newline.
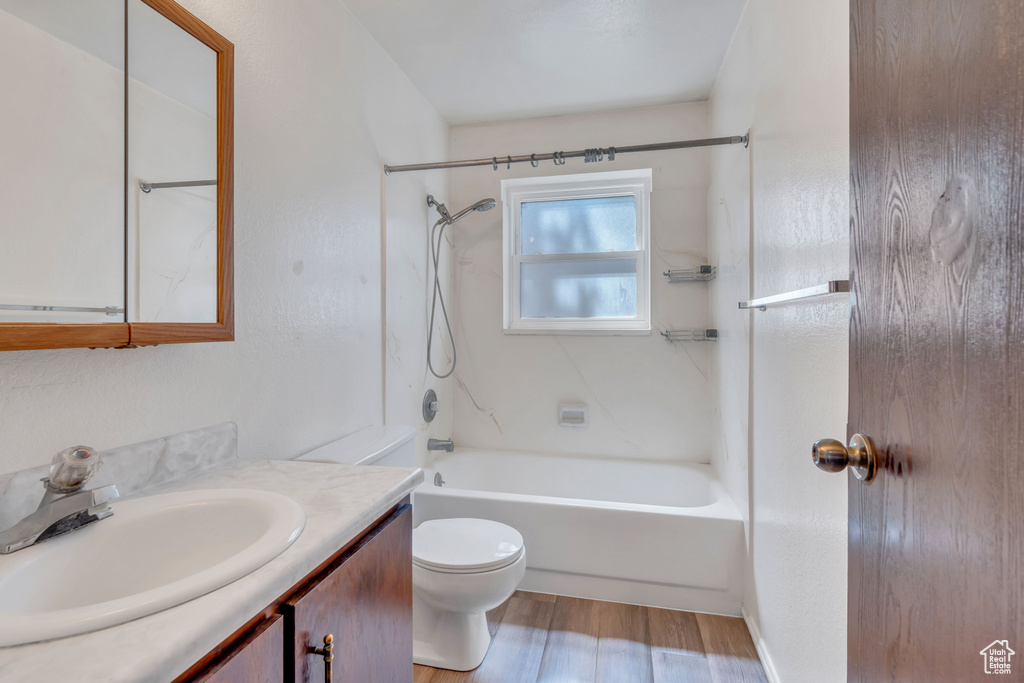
0, 488, 305, 647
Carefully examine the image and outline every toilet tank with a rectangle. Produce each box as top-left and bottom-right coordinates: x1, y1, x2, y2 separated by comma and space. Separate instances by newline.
295, 424, 416, 467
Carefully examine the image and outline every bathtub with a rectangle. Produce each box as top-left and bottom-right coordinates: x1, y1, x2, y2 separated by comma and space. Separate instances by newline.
413, 448, 744, 616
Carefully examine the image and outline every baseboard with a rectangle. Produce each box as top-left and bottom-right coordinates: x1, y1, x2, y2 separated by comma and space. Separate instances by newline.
521, 567, 742, 616
742, 607, 781, 683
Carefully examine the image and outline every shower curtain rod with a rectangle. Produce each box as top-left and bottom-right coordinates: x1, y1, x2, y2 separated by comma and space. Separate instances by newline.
383, 134, 748, 175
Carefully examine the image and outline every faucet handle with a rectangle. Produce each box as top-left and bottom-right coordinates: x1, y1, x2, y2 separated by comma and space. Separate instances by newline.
45, 446, 102, 493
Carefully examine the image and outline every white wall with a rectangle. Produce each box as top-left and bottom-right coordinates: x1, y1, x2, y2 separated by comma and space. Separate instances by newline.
708, 0, 850, 681
449, 103, 713, 462
0, 0, 448, 475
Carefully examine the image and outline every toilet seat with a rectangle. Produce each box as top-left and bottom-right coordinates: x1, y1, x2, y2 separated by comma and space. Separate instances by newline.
413, 518, 524, 574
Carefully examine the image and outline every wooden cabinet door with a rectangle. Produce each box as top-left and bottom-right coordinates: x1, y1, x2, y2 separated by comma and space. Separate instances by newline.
849, 1, 1024, 679
190, 615, 284, 683
284, 505, 412, 683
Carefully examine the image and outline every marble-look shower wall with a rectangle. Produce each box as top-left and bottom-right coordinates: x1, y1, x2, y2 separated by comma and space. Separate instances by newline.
449, 102, 712, 461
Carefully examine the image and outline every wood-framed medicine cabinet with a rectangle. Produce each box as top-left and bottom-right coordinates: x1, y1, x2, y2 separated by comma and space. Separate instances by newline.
0, 0, 233, 351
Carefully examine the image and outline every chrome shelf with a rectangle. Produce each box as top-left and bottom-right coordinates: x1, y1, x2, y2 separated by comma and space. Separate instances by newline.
661, 329, 718, 342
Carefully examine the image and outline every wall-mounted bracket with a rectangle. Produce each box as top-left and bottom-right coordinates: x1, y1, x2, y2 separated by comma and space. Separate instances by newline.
664, 266, 716, 283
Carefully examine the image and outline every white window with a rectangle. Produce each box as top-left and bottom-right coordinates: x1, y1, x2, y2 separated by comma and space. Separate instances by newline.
502, 169, 652, 334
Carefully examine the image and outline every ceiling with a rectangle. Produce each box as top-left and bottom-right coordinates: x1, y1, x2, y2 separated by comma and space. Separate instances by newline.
343, 0, 747, 126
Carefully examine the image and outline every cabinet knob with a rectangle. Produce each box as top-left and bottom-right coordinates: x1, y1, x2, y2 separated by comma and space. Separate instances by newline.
309, 633, 334, 682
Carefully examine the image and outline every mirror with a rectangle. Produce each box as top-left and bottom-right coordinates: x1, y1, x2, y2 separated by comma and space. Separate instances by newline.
0, 0, 233, 351
129, 0, 217, 324
0, 0, 126, 326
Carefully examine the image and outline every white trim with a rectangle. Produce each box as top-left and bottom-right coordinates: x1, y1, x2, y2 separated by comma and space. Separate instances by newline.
742, 607, 782, 683
521, 567, 742, 616
501, 169, 653, 334
501, 167, 654, 195
513, 250, 644, 263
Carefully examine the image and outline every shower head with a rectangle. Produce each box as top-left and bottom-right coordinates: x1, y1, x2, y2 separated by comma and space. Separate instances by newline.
446, 198, 497, 224
428, 195, 496, 225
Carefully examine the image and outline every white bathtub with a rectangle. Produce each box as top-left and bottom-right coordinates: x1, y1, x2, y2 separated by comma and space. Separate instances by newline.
413, 448, 744, 616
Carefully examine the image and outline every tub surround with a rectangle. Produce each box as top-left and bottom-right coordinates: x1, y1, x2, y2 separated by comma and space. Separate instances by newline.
0, 454, 422, 681
449, 102, 713, 463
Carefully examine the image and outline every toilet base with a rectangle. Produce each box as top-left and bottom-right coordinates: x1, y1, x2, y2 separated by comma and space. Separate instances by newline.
412, 593, 491, 671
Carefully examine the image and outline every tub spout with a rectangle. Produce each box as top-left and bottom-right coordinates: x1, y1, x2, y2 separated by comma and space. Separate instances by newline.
427, 438, 454, 453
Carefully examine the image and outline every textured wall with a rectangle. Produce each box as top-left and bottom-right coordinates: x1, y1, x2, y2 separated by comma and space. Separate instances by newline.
0, 0, 448, 475
708, 0, 850, 681
449, 103, 713, 461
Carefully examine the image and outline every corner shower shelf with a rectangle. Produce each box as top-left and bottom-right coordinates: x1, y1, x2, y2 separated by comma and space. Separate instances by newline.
738, 280, 850, 311
661, 329, 718, 342
664, 266, 717, 283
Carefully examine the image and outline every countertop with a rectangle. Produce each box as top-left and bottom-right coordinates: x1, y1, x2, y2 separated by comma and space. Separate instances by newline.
0, 459, 423, 682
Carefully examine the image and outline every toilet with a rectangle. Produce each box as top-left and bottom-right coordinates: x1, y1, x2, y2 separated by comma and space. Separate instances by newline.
296, 424, 525, 672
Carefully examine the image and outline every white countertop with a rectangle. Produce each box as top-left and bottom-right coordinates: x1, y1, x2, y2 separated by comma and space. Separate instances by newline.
0, 459, 423, 683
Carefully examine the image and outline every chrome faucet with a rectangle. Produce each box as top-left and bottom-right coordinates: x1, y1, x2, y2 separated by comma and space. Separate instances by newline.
0, 446, 119, 554
427, 438, 454, 453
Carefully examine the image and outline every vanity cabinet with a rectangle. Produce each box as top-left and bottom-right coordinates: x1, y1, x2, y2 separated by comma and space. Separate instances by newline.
284, 503, 413, 682
175, 501, 412, 683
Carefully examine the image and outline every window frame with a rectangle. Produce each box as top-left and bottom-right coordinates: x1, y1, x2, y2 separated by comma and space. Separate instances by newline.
501, 168, 653, 334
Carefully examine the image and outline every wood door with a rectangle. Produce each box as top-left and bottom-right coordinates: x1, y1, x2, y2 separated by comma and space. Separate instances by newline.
849, 1, 1024, 680
284, 504, 412, 683
187, 615, 284, 683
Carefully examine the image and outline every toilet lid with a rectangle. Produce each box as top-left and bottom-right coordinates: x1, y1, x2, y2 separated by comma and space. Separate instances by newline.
413, 518, 524, 573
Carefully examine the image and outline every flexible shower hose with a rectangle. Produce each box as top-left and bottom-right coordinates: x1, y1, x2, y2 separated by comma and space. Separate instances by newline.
427, 217, 456, 379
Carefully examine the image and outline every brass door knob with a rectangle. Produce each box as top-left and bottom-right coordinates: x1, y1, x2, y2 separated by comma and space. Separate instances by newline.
812, 434, 878, 483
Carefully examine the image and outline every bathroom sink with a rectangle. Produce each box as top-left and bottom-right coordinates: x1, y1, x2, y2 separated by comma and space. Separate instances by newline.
0, 488, 305, 647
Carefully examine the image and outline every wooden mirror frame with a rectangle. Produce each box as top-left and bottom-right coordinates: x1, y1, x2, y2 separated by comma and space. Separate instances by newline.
0, 0, 233, 352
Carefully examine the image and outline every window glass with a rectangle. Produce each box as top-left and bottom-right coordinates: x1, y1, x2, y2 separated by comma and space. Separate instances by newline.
502, 169, 651, 332
520, 196, 636, 255
520, 258, 638, 319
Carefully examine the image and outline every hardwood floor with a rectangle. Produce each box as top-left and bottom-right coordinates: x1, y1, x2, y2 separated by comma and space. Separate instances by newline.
413, 592, 768, 683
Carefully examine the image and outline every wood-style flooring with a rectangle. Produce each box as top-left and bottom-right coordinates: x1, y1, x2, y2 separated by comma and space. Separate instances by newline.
413, 591, 769, 683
